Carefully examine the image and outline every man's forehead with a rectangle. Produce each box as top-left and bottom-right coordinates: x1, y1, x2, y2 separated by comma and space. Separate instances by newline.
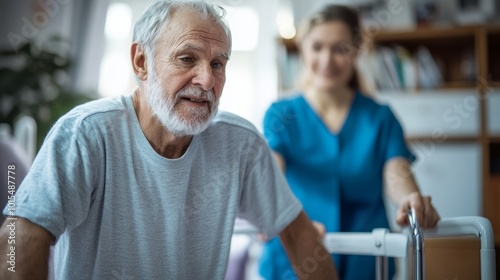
159, 11, 229, 57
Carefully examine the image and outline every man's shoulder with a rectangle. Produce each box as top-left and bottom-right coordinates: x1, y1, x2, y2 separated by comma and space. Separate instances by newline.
65, 96, 129, 121
57, 96, 130, 130
209, 111, 261, 136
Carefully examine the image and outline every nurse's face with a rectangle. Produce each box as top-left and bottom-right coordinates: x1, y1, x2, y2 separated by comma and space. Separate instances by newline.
301, 21, 357, 92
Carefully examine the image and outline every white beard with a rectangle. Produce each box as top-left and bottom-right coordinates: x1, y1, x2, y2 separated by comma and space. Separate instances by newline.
145, 72, 219, 136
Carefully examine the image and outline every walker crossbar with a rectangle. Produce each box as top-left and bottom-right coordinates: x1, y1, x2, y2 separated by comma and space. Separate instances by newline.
232, 215, 496, 279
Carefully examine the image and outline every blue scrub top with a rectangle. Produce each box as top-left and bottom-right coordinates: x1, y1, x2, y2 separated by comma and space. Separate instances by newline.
259, 92, 415, 280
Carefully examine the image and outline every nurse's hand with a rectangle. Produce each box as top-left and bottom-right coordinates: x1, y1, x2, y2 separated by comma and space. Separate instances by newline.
396, 192, 440, 229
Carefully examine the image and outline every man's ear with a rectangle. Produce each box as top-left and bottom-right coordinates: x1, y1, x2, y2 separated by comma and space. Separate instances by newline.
131, 42, 148, 81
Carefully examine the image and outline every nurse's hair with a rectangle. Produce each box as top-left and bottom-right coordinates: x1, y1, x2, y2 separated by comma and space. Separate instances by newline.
295, 5, 362, 90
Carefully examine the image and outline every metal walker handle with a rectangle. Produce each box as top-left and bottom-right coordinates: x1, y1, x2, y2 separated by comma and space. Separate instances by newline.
408, 208, 424, 280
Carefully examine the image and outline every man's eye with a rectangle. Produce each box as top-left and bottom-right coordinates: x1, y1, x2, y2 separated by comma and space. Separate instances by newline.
211, 62, 223, 69
180, 57, 194, 63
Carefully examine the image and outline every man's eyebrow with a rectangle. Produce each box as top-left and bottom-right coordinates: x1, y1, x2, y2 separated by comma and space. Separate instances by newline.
218, 52, 229, 61
177, 44, 229, 60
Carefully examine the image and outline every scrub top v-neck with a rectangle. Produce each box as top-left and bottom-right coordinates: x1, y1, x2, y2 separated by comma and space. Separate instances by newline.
259, 92, 415, 280
299, 93, 356, 137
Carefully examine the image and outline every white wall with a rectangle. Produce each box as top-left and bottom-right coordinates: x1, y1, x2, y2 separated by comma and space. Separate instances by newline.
215, 0, 280, 129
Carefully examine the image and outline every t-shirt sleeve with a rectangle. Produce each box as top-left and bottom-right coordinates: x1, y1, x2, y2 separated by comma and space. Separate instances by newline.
2, 117, 101, 241
237, 137, 302, 238
381, 106, 416, 164
262, 102, 292, 159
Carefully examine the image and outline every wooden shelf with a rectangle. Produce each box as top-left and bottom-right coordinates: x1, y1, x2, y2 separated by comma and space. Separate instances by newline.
379, 83, 476, 91
486, 25, 500, 34
373, 26, 476, 43
439, 81, 476, 89
281, 25, 492, 52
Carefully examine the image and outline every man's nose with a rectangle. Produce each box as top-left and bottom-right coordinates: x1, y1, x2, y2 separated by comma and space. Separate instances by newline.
192, 63, 215, 91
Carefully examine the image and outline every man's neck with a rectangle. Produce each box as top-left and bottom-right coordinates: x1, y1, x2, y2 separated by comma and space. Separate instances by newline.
132, 89, 193, 159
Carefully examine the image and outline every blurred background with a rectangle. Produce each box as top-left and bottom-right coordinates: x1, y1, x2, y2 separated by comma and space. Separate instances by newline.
1, 0, 499, 279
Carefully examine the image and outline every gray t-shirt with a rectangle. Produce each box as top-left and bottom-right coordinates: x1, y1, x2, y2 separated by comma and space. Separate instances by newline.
3, 95, 302, 279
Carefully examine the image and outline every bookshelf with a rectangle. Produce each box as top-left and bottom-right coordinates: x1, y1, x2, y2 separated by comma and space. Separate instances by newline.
277, 24, 500, 246
363, 26, 487, 91
372, 25, 500, 246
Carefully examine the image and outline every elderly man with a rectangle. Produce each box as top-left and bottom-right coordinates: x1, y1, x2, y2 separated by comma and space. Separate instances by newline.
0, 1, 337, 279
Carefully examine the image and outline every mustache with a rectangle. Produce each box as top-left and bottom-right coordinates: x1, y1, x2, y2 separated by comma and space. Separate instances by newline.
175, 86, 215, 103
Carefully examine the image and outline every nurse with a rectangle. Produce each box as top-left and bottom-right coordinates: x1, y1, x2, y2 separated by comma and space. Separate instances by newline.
259, 4, 440, 280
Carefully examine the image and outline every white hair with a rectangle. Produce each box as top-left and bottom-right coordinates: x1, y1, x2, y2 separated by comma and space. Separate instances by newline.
132, 0, 232, 75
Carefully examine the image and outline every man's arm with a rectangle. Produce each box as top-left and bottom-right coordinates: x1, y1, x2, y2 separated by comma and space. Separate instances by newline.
0, 217, 53, 279
279, 211, 338, 280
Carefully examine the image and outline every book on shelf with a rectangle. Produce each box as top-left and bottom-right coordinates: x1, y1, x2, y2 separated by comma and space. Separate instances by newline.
416, 46, 443, 89
358, 45, 442, 93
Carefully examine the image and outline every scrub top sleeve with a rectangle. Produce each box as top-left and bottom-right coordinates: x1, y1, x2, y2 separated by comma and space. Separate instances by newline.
382, 106, 417, 164
262, 103, 292, 159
